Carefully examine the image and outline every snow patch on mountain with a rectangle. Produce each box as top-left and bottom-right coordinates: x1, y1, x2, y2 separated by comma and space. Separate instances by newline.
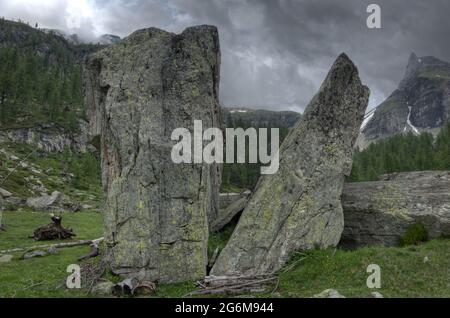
405, 106, 420, 135
361, 112, 374, 131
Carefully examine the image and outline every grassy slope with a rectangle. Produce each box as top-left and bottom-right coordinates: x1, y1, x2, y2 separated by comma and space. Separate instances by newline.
0, 142, 102, 207
1, 211, 450, 298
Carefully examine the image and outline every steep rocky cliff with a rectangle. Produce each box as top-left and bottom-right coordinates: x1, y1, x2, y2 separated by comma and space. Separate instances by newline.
85, 25, 221, 283
361, 53, 450, 145
0, 121, 93, 153
211, 54, 369, 276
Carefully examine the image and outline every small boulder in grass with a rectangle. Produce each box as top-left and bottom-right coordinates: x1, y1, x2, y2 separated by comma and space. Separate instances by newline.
370, 291, 384, 298
22, 250, 47, 260
47, 246, 58, 254
0, 254, 13, 263
312, 289, 346, 298
92, 281, 115, 296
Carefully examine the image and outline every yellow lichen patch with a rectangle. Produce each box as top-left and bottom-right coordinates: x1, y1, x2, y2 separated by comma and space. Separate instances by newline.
374, 184, 412, 220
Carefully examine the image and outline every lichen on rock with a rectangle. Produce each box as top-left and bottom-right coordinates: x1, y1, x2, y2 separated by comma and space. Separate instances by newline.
341, 171, 450, 248
84, 25, 221, 283
211, 54, 370, 276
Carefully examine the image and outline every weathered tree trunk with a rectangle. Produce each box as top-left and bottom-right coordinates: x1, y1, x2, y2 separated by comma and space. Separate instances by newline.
211, 54, 369, 276
85, 26, 221, 283
341, 171, 450, 248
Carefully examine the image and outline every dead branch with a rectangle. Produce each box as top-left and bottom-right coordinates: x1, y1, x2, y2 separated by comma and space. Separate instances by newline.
280, 256, 308, 274
81, 259, 107, 292
78, 239, 101, 261
22, 280, 46, 291
186, 275, 277, 296
0, 237, 104, 255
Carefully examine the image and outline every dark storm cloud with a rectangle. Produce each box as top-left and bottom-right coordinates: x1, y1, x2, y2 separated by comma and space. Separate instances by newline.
1, 0, 450, 112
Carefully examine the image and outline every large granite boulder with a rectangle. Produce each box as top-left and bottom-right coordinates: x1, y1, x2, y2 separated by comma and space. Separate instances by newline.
0, 188, 12, 198
26, 191, 64, 211
84, 25, 221, 283
211, 54, 369, 276
341, 171, 450, 248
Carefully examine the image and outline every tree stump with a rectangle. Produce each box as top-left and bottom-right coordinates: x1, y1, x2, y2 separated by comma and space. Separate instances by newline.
31, 215, 76, 241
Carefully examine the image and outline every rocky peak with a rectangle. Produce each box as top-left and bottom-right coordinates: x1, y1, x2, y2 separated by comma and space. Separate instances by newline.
400, 52, 420, 88
400, 53, 450, 89
360, 53, 450, 145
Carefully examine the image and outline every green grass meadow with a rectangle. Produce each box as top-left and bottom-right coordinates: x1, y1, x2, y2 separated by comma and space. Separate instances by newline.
1, 211, 450, 298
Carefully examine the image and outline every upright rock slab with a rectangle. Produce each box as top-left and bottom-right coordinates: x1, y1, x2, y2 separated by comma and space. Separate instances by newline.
211, 54, 369, 276
84, 26, 221, 283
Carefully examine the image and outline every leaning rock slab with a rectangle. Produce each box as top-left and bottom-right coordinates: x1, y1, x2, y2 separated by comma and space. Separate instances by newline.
341, 171, 450, 248
212, 191, 251, 232
211, 54, 369, 276
85, 26, 221, 283
219, 191, 250, 209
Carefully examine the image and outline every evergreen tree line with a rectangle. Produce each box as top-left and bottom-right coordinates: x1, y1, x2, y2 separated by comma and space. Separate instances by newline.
348, 123, 450, 182
221, 118, 290, 191
0, 45, 83, 130
222, 122, 450, 191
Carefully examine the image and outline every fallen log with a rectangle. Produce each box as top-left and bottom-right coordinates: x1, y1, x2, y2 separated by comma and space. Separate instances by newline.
0, 237, 104, 255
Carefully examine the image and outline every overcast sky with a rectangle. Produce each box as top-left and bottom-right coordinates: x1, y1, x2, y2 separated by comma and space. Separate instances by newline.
1, 0, 449, 113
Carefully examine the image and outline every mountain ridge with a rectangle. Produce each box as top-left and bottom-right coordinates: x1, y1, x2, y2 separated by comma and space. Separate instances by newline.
359, 53, 450, 148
